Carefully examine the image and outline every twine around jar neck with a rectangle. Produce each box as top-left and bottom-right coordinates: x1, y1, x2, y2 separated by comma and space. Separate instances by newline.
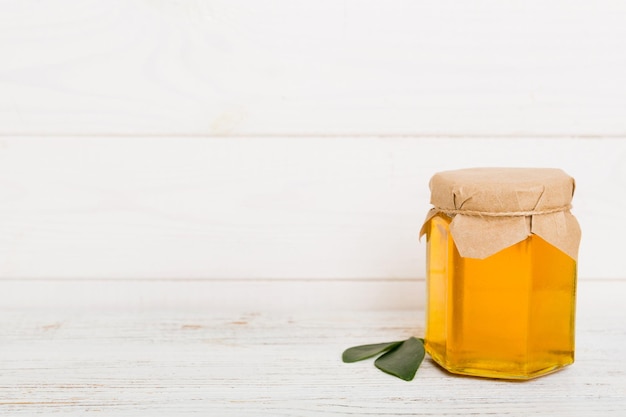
435, 204, 572, 218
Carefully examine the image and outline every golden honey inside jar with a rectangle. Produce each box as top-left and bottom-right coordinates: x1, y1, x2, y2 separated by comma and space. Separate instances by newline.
421, 168, 581, 380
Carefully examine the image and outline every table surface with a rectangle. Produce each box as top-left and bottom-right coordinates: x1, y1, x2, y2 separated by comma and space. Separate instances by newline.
1, 280, 625, 416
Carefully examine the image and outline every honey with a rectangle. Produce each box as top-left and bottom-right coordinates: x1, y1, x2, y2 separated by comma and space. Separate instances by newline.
421, 168, 580, 380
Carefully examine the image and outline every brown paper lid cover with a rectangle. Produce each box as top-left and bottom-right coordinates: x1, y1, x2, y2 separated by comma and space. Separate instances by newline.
420, 168, 581, 260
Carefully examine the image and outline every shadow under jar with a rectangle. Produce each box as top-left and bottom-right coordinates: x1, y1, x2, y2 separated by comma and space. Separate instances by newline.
420, 168, 581, 380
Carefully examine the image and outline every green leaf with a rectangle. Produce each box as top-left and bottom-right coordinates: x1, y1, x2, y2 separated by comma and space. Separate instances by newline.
374, 337, 425, 381
342, 341, 403, 363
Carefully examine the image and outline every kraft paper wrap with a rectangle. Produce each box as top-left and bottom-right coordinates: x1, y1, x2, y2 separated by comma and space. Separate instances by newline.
419, 168, 581, 260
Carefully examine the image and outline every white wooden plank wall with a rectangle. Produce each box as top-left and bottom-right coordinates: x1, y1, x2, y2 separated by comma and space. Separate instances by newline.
1, 1, 625, 310
1, 137, 624, 311
2, 1, 626, 135
0, 137, 623, 282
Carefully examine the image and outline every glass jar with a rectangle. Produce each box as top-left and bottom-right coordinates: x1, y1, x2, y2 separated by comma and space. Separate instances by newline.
421, 168, 581, 379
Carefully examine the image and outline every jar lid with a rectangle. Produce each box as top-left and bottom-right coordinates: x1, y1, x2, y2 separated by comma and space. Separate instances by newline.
420, 167, 581, 260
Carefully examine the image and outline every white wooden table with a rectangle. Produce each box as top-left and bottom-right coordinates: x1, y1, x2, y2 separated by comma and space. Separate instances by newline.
2, 280, 624, 416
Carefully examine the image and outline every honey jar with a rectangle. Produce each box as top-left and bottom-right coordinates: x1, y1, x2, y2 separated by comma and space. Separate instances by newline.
420, 168, 581, 379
